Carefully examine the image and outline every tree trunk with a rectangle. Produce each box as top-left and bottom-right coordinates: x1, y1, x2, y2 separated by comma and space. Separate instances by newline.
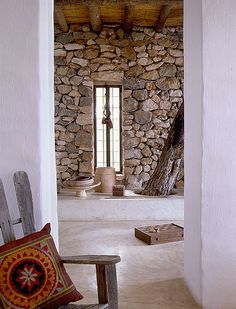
142, 104, 184, 196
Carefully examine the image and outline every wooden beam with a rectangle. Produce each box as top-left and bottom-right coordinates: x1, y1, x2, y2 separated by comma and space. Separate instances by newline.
124, 5, 134, 33
54, 6, 68, 32
89, 6, 102, 33
156, 4, 173, 32
55, 0, 182, 6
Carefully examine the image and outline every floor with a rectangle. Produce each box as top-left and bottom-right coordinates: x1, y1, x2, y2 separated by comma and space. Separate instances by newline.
59, 220, 201, 309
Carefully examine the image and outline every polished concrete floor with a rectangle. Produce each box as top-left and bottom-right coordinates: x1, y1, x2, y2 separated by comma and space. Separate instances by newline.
59, 221, 201, 309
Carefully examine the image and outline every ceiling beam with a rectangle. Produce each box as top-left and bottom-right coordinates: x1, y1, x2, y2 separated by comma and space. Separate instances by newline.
124, 5, 134, 33
54, 6, 68, 32
55, 0, 182, 6
89, 6, 102, 33
156, 4, 173, 32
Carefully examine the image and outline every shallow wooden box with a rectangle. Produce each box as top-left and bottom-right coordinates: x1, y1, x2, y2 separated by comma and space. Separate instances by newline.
135, 223, 184, 245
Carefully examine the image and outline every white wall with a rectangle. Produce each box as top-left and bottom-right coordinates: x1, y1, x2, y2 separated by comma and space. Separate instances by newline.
184, 0, 203, 303
0, 0, 58, 243
201, 0, 236, 308
185, 0, 236, 308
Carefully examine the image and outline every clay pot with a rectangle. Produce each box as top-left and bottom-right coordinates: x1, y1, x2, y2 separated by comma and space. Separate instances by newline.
95, 167, 116, 193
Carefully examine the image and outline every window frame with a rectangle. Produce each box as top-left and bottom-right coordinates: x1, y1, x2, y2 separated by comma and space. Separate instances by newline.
94, 85, 123, 174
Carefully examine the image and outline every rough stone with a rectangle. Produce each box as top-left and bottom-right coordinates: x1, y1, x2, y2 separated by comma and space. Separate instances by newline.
126, 65, 145, 77
159, 63, 177, 77
156, 77, 180, 90
140, 172, 150, 182
132, 32, 145, 41
55, 57, 66, 65
142, 145, 152, 157
125, 159, 140, 167
146, 62, 164, 71
142, 98, 159, 111
79, 97, 92, 106
158, 37, 178, 48
133, 89, 148, 101
84, 48, 100, 59
71, 58, 88, 67
79, 85, 92, 97
138, 58, 153, 66
121, 47, 136, 61
70, 76, 83, 85
123, 78, 146, 90
76, 113, 92, 125
57, 85, 72, 94
123, 137, 140, 149
75, 131, 92, 150
91, 71, 124, 81
65, 43, 85, 51
54, 26, 184, 189
134, 110, 152, 124
56, 33, 74, 44
67, 123, 80, 132
79, 161, 92, 173
170, 89, 183, 97
123, 97, 139, 112
98, 64, 116, 71
141, 70, 159, 80
55, 49, 67, 57
169, 49, 183, 57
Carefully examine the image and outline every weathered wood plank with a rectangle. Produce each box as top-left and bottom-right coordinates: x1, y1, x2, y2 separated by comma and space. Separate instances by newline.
89, 6, 102, 33
96, 265, 108, 305
96, 264, 118, 309
124, 5, 134, 33
55, 0, 182, 6
55, 6, 69, 32
13, 171, 35, 236
0, 179, 16, 243
105, 264, 118, 309
156, 4, 173, 31
61, 255, 121, 265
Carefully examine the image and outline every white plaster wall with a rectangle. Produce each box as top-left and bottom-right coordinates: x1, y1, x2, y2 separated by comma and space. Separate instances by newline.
201, 0, 236, 308
185, 0, 236, 307
0, 0, 57, 242
184, 0, 203, 303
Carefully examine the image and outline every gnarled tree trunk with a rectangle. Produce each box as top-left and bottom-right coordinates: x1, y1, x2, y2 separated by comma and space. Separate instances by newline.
142, 104, 184, 196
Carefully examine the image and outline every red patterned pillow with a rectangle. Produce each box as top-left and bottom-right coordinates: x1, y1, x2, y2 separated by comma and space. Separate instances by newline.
0, 223, 83, 308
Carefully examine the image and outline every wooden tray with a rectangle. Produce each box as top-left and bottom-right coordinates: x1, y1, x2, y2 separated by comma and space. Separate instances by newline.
135, 223, 184, 245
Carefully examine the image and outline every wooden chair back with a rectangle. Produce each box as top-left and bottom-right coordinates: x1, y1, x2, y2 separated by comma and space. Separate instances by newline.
0, 171, 120, 309
0, 171, 35, 244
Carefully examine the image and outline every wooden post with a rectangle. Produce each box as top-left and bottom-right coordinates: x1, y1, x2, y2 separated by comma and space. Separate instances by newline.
156, 4, 173, 32
96, 264, 118, 309
13, 171, 35, 236
54, 6, 68, 32
0, 179, 16, 243
124, 5, 134, 33
89, 6, 102, 33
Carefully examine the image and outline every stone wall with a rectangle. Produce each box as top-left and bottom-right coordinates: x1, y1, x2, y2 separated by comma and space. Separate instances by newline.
54, 24, 184, 190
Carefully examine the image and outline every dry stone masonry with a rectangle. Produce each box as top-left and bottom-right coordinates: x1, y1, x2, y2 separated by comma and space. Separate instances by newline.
54, 24, 184, 191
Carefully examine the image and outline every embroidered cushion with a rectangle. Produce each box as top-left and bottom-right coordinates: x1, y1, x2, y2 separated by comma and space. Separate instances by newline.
0, 223, 83, 308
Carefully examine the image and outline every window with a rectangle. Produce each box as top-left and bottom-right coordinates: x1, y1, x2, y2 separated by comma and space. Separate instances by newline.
94, 85, 122, 173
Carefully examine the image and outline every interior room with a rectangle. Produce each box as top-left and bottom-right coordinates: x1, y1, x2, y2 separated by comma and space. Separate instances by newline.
1, 0, 236, 309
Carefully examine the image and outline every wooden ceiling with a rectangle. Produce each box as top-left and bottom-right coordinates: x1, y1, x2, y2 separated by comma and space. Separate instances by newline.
54, 0, 183, 33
